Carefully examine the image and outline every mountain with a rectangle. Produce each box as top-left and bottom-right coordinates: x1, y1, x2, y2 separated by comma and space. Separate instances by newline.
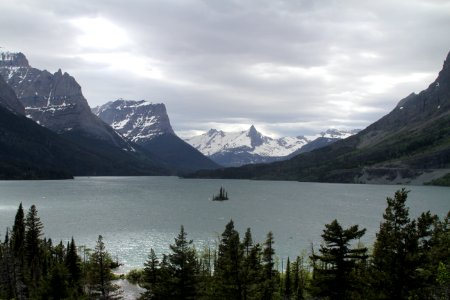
188, 51, 450, 185
288, 129, 361, 157
93, 99, 219, 173
185, 126, 358, 167
0, 51, 171, 176
0, 51, 131, 149
0, 75, 168, 179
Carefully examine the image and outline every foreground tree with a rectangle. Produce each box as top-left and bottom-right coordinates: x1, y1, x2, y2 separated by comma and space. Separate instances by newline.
311, 219, 367, 300
167, 225, 199, 299
372, 189, 419, 299
87, 235, 122, 299
215, 220, 243, 299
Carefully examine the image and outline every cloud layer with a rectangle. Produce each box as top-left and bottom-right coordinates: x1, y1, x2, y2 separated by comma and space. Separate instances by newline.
1, 0, 449, 137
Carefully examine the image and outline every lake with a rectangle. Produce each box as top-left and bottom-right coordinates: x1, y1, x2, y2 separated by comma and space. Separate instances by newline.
0, 176, 448, 273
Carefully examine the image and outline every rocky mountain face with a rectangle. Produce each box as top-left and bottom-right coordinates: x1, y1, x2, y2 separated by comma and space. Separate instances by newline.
0, 51, 172, 177
185, 126, 358, 167
0, 72, 25, 115
92, 100, 174, 142
0, 75, 169, 179
0, 51, 128, 148
93, 99, 219, 173
189, 51, 450, 185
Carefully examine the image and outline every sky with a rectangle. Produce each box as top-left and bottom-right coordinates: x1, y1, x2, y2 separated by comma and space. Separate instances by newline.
1, 0, 449, 138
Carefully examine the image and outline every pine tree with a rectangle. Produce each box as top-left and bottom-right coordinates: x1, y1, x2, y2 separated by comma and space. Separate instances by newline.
87, 235, 122, 299
372, 189, 418, 299
25, 204, 44, 289
311, 219, 367, 300
141, 248, 161, 299
167, 225, 198, 299
262, 231, 277, 300
65, 237, 81, 293
215, 220, 243, 299
11, 203, 25, 258
284, 257, 292, 300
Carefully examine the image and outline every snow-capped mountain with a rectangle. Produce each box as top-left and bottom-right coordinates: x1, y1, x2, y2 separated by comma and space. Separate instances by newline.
0, 51, 128, 148
187, 125, 309, 157
306, 128, 361, 141
93, 99, 219, 173
92, 99, 174, 143
185, 126, 360, 167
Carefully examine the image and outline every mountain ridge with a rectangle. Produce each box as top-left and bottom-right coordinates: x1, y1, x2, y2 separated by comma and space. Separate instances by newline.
93, 99, 220, 173
185, 126, 359, 167
187, 51, 450, 185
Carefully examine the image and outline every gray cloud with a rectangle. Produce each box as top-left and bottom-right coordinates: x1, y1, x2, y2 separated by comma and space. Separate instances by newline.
1, 0, 449, 137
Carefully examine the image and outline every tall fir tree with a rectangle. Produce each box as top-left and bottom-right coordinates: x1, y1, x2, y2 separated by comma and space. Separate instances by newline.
87, 235, 122, 299
262, 231, 277, 300
284, 257, 292, 300
311, 219, 367, 300
167, 225, 199, 300
215, 220, 243, 299
65, 237, 82, 293
372, 189, 418, 299
24, 204, 44, 289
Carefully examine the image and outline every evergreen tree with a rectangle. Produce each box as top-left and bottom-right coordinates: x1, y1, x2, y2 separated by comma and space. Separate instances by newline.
65, 237, 82, 293
262, 231, 277, 300
311, 219, 367, 300
11, 203, 25, 258
87, 235, 122, 299
142, 248, 159, 293
25, 204, 44, 289
284, 257, 292, 300
241, 228, 254, 300
215, 220, 243, 299
167, 225, 199, 299
372, 189, 418, 299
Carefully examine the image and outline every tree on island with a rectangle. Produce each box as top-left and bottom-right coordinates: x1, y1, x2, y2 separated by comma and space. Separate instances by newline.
213, 187, 229, 201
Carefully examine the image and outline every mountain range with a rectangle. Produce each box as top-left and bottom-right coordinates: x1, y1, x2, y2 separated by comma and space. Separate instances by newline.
188, 51, 450, 185
1, 50, 449, 184
93, 100, 219, 173
0, 74, 168, 179
185, 126, 359, 167
0, 52, 174, 177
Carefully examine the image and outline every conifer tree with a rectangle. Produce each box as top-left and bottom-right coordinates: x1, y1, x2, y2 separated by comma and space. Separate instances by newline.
284, 257, 292, 300
11, 203, 25, 258
311, 219, 367, 300
262, 231, 277, 300
140, 248, 161, 299
65, 237, 81, 293
372, 189, 418, 299
87, 235, 122, 299
215, 220, 243, 299
25, 204, 44, 288
167, 225, 198, 299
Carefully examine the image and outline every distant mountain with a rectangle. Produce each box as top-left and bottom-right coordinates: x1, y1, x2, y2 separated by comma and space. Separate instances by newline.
0, 51, 130, 149
188, 51, 450, 185
0, 75, 168, 179
185, 126, 358, 167
0, 51, 170, 176
93, 99, 219, 173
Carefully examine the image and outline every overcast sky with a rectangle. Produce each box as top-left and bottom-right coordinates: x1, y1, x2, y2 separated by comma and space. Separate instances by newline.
1, 0, 449, 137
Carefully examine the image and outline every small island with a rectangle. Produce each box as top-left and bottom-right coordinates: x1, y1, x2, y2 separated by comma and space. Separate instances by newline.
212, 186, 229, 201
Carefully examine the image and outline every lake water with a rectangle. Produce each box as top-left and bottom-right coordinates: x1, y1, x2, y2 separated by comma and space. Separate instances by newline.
0, 176, 448, 273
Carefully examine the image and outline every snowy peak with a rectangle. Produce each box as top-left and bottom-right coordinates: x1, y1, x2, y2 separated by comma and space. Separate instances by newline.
185, 125, 309, 158
0, 51, 130, 148
93, 99, 175, 143
319, 129, 361, 139
185, 126, 360, 167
